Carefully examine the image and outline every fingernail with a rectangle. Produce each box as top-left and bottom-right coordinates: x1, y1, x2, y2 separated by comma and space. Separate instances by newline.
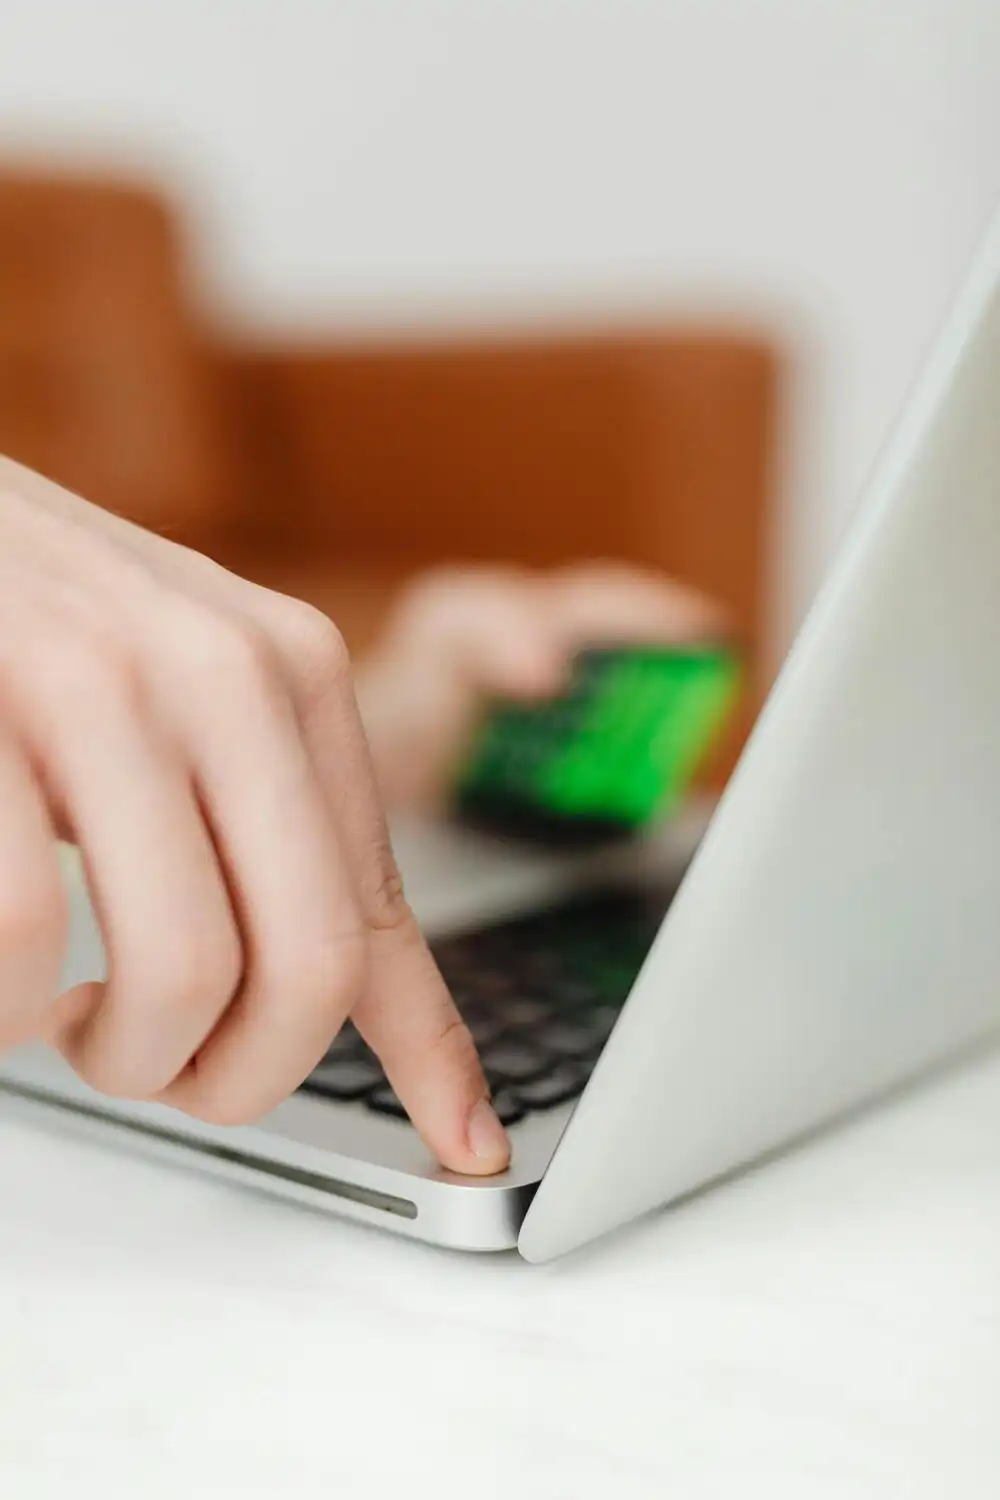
467, 1097, 511, 1166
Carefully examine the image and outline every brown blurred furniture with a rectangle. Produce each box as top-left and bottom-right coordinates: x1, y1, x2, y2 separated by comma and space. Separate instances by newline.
0, 166, 779, 783
0, 171, 232, 530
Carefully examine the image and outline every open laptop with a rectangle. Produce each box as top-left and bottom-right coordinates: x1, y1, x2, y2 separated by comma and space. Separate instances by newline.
3, 205, 1000, 1263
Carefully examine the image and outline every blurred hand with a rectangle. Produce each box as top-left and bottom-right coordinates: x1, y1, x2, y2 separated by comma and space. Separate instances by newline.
0, 457, 510, 1174
358, 564, 725, 811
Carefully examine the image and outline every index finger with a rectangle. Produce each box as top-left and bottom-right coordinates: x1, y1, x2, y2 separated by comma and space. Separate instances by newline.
276, 608, 511, 1177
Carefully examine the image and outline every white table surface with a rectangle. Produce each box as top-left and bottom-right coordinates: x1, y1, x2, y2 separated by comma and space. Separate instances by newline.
3, 821, 1000, 1498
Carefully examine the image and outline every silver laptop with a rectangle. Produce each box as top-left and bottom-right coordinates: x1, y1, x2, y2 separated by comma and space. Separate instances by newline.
3, 205, 1000, 1263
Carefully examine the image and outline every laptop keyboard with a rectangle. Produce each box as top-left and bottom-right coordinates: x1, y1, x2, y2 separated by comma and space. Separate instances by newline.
298, 883, 671, 1128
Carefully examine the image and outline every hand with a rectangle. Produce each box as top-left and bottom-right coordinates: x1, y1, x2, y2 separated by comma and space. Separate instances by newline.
0, 457, 510, 1174
358, 564, 725, 811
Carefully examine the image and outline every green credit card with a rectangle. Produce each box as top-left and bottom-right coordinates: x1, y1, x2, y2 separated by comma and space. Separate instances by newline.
455, 643, 742, 843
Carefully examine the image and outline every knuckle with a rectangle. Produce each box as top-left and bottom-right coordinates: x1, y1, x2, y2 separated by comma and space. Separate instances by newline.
363, 838, 410, 934
186, 933, 368, 1128
78, 930, 243, 1100
400, 566, 518, 619
273, 599, 351, 696
14, 624, 140, 713
169, 923, 245, 1019
283, 929, 369, 1017
159, 597, 280, 697
416, 1003, 485, 1101
71, 1046, 143, 1101
389, 570, 465, 639
65, 1021, 147, 1098
400, 567, 465, 610
196, 614, 278, 694
428, 1007, 478, 1068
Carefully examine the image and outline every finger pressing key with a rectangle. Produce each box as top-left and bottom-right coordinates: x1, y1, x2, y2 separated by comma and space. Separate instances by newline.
276, 606, 511, 1175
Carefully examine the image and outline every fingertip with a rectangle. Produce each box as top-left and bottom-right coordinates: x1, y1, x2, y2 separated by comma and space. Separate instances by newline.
359, 1000, 512, 1176
352, 922, 513, 1176
464, 1096, 512, 1174
421, 1094, 511, 1177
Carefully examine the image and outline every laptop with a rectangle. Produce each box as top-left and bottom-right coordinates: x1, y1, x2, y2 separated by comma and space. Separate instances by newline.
3, 205, 1000, 1263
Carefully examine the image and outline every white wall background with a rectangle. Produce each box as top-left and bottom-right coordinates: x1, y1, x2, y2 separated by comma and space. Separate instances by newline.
3, 0, 1000, 640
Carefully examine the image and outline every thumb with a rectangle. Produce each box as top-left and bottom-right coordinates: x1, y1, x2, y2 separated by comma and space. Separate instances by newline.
387, 569, 568, 699
358, 572, 572, 808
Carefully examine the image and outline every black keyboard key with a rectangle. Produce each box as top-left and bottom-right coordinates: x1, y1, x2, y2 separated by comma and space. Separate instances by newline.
510, 956, 562, 988
548, 976, 604, 1009
465, 971, 517, 1000
290, 881, 673, 1121
491, 1090, 527, 1128
456, 991, 507, 1025
589, 1005, 620, 1044
515, 1063, 588, 1111
306, 1057, 384, 1100
467, 1014, 507, 1050
323, 1026, 370, 1062
480, 1041, 548, 1087
496, 996, 549, 1029
588, 961, 641, 1001
367, 1085, 409, 1120
533, 1019, 602, 1059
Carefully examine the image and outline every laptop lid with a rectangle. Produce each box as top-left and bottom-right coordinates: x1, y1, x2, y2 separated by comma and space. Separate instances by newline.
519, 206, 1000, 1263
